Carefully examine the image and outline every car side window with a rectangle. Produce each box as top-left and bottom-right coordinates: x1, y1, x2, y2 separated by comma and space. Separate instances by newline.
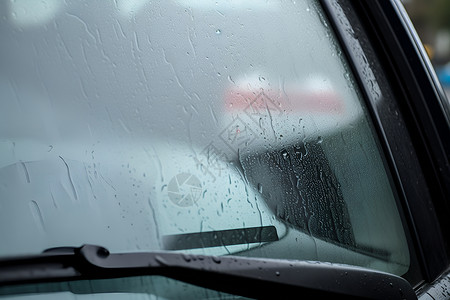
0, 0, 411, 280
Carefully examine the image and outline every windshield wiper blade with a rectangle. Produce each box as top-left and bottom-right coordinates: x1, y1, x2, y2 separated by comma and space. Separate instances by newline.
0, 244, 416, 300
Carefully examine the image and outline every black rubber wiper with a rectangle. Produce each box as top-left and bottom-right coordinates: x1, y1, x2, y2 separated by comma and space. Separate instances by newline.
0, 244, 416, 299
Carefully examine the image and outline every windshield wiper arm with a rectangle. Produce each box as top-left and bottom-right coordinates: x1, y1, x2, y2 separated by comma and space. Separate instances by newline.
0, 244, 416, 300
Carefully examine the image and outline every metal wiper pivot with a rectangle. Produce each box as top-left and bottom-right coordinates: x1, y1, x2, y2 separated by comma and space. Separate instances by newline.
0, 244, 416, 299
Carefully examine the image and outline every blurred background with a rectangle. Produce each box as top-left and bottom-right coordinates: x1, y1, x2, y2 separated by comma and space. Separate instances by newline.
402, 0, 450, 98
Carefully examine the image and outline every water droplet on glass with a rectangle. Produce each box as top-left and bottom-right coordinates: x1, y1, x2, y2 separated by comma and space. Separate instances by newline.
97, 247, 110, 258
182, 254, 192, 262
281, 149, 289, 160
257, 183, 263, 194
29, 200, 45, 232
317, 136, 323, 144
215, 29, 222, 35
155, 255, 168, 266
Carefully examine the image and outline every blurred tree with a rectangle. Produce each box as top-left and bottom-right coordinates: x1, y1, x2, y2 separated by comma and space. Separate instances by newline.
403, 0, 450, 63
429, 0, 450, 31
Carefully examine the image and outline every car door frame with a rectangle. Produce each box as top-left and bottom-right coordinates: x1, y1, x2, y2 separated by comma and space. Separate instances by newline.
320, 0, 450, 295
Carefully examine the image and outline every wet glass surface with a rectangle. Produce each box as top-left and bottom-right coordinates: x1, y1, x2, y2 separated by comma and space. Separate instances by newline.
0, 0, 410, 277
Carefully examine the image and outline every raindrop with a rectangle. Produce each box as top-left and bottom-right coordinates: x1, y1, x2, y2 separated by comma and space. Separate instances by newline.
215, 29, 222, 35
29, 200, 45, 232
59, 156, 78, 200
97, 247, 110, 258
155, 255, 168, 266
257, 183, 263, 194
212, 256, 221, 264
182, 254, 192, 262
294, 144, 306, 157
275, 271, 280, 276
20, 161, 30, 183
317, 136, 323, 144
258, 117, 264, 128
281, 149, 289, 160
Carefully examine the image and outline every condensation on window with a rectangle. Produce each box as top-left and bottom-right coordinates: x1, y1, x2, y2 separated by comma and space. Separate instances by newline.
0, 0, 409, 276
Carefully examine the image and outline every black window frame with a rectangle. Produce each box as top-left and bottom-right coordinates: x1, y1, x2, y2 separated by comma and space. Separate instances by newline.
320, 0, 450, 291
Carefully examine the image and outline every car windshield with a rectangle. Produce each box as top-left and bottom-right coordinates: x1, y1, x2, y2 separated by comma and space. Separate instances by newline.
0, 0, 410, 289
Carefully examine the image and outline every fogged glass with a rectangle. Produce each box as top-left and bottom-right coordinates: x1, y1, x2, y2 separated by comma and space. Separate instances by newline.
0, 0, 409, 276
